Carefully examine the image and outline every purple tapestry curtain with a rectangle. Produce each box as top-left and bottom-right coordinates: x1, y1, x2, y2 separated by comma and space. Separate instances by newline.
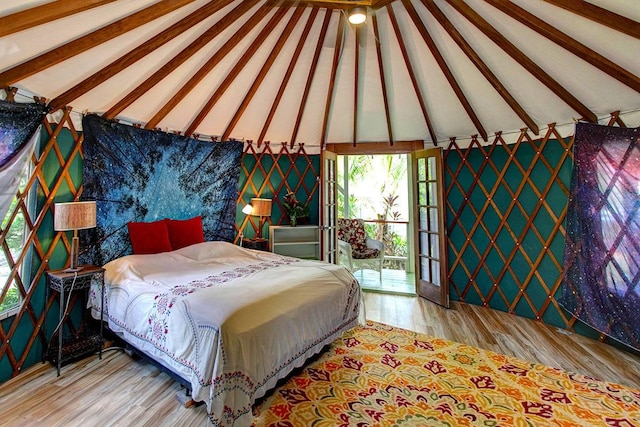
560, 122, 640, 351
0, 100, 47, 221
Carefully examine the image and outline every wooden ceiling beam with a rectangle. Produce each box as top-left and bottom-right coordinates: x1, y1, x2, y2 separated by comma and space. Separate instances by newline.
131, 3, 267, 128
264, 0, 394, 9
321, 13, 346, 148
221, 7, 306, 141
421, 0, 539, 134
256, 8, 321, 146
403, 0, 488, 141
0, 0, 195, 86
387, 4, 437, 146
50, 0, 234, 110
104, 0, 259, 120
446, 0, 598, 123
372, 0, 396, 8
372, 13, 394, 144
289, 10, 334, 146
485, 0, 640, 94
184, 8, 290, 135
541, 0, 640, 40
264, 0, 372, 8
326, 140, 424, 154
353, 25, 360, 146
0, 0, 116, 38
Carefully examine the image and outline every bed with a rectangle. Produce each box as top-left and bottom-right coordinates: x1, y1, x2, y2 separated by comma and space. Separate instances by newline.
88, 240, 364, 426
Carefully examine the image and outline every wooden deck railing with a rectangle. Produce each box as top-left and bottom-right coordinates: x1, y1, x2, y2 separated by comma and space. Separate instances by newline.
362, 219, 410, 270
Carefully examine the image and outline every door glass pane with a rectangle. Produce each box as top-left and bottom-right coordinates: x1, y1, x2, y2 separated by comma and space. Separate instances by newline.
431, 260, 440, 286
421, 256, 429, 278
429, 207, 439, 231
428, 156, 436, 179
428, 182, 437, 205
418, 158, 426, 180
418, 183, 427, 205
430, 233, 439, 258
420, 232, 428, 252
419, 207, 428, 229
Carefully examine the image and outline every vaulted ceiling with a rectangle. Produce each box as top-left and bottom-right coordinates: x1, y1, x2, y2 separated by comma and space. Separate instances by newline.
0, 0, 639, 152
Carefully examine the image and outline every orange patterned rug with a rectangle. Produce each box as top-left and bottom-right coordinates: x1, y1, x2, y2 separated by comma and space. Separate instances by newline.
253, 321, 640, 426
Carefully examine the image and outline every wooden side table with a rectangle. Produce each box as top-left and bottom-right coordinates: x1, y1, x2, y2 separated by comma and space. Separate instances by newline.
242, 238, 269, 251
46, 265, 105, 376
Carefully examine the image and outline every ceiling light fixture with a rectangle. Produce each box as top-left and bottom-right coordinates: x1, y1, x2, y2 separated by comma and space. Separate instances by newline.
348, 6, 367, 25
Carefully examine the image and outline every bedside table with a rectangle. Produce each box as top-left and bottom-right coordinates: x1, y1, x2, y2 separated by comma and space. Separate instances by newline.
46, 265, 105, 376
269, 225, 320, 259
242, 238, 269, 251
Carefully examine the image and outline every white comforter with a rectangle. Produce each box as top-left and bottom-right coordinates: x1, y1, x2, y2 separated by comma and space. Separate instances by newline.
90, 241, 364, 426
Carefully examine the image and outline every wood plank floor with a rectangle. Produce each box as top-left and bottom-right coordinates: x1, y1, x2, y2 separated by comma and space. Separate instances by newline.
357, 268, 416, 295
0, 292, 638, 426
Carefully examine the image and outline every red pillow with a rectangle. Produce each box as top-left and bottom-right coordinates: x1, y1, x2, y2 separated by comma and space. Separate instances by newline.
165, 216, 205, 250
127, 220, 173, 255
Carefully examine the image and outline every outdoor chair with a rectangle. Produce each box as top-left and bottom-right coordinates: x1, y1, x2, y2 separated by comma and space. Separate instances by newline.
337, 218, 384, 280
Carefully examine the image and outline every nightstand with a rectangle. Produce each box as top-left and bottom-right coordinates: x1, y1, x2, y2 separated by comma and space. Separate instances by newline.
242, 238, 269, 251
269, 225, 320, 259
46, 265, 105, 376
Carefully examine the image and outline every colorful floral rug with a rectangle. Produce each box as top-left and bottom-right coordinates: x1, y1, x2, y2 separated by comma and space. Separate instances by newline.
252, 321, 640, 426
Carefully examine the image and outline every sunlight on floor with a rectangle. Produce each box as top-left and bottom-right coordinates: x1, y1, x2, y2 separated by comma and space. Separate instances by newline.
356, 268, 416, 295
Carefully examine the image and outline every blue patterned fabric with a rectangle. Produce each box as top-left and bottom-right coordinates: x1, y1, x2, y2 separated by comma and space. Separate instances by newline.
560, 122, 640, 351
80, 114, 243, 266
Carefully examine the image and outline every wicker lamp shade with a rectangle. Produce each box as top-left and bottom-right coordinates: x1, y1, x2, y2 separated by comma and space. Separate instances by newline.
248, 198, 271, 240
54, 201, 97, 231
54, 201, 96, 271
250, 198, 272, 217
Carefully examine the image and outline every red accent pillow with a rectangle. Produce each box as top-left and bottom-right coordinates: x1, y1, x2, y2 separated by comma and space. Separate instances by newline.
165, 216, 205, 250
127, 220, 173, 255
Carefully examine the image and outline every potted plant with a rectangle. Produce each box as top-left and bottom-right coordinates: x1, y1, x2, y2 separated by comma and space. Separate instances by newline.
282, 191, 309, 227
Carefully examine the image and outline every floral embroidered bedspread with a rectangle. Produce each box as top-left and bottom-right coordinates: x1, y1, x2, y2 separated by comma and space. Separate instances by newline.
89, 241, 364, 426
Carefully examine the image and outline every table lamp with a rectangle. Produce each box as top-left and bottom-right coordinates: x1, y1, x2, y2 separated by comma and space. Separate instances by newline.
247, 198, 272, 240
54, 201, 97, 271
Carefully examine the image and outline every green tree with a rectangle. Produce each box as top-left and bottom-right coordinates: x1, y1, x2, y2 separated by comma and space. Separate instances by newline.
1, 196, 25, 313
339, 154, 409, 270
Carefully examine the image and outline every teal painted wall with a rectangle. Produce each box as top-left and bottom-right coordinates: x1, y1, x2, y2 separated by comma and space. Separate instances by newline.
0, 126, 84, 383
236, 152, 320, 241
444, 135, 635, 353
445, 137, 572, 325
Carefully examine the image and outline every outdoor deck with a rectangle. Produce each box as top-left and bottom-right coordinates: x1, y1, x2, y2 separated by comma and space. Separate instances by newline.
354, 268, 416, 295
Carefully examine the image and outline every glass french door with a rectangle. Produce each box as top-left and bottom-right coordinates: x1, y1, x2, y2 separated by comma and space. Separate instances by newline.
412, 147, 449, 307
321, 149, 338, 263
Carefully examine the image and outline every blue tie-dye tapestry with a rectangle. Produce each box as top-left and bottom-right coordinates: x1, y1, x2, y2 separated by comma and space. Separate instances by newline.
80, 114, 243, 266
560, 122, 640, 351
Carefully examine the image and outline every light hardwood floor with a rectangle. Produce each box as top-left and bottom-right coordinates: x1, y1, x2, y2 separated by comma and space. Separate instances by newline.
357, 268, 416, 295
0, 292, 638, 426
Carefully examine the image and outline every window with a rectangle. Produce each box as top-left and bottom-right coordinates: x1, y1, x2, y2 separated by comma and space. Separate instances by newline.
0, 167, 36, 319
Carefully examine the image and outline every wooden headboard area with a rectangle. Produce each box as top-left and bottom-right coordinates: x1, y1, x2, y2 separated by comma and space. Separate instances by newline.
79, 114, 243, 266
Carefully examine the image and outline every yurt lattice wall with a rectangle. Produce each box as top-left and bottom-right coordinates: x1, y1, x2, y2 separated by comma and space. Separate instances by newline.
236, 142, 320, 241
0, 89, 85, 381
444, 113, 634, 345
